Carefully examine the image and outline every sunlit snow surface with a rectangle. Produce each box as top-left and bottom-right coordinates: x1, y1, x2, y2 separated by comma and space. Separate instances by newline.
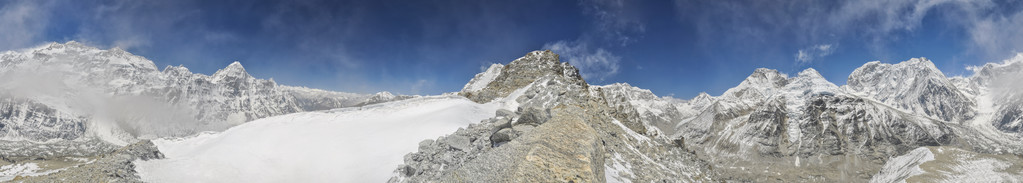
135, 95, 500, 182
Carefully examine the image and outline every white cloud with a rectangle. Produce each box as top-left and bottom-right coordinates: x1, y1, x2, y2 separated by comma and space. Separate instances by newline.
0, 0, 52, 51
539, 0, 641, 82
675, 0, 1023, 60
967, 8, 1023, 59
543, 41, 621, 81
795, 44, 835, 64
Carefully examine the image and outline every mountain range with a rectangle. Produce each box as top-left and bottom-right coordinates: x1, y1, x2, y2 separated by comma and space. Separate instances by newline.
0, 42, 407, 158
1, 42, 1021, 182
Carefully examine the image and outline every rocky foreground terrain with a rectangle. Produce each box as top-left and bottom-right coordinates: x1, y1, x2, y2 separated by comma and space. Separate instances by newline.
1, 43, 1022, 182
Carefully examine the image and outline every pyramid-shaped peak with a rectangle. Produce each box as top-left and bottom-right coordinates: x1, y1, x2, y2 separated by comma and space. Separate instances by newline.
226, 61, 245, 70
212, 61, 252, 81
691, 92, 714, 101
797, 68, 821, 77
741, 68, 789, 87
748, 68, 787, 79
902, 57, 940, 71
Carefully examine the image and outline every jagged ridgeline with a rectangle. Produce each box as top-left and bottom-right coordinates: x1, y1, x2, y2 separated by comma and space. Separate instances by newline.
393, 51, 1023, 182
0, 41, 410, 158
2, 42, 1022, 182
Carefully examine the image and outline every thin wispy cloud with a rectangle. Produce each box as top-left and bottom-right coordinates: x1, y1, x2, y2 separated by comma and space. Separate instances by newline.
580, 0, 646, 46
543, 41, 621, 81
676, 0, 1023, 62
545, 0, 644, 82
795, 44, 835, 64
0, 0, 52, 51
967, 7, 1023, 60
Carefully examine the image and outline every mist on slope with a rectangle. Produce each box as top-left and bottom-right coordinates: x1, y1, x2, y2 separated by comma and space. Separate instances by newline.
0, 66, 216, 144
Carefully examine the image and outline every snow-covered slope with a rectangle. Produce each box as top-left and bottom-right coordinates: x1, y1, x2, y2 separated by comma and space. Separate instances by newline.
461, 63, 503, 93
0, 41, 406, 157
135, 95, 499, 183
845, 58, 976, 123
871, 146, 1023, 183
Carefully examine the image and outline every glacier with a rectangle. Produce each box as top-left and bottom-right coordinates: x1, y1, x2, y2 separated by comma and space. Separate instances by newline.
135, 95, 500, 183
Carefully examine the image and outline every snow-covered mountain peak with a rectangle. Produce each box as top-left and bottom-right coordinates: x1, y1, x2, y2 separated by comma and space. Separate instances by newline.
43, 41, 92, 51
34, 41, 101, 56
743, 68, 789, 87
222, 61, 247, 73
796, 68, 822, 78
13, 41, 157, 71
692, 92, 713, 101
212, 61, 253, 82
786, 68, 838, 94
721, 68, 788, 100
906, 57, 941, 71
847, 57, 954, 96
968, 53, 1023, 87
374, 91, 396, 99
848, 58, 945, 86
846, 57, 975, 122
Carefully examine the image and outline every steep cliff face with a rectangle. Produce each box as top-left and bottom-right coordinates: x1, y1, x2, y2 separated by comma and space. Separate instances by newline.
0, 42, 407, 157
845, 58, 976, 123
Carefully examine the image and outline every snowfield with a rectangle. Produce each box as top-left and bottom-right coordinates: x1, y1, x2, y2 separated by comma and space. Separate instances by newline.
135, 95, 500, 182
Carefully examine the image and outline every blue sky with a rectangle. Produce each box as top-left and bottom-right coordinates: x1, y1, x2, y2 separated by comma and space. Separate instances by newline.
2, 0, 1023, 98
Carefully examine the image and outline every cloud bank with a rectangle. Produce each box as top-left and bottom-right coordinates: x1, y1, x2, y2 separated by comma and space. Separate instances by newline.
675, 0, 1023, 61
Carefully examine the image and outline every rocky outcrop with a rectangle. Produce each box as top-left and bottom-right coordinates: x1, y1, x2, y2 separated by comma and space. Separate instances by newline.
431, 105, 606, 183
459, 50, 586, 103
11, 140, 164, 183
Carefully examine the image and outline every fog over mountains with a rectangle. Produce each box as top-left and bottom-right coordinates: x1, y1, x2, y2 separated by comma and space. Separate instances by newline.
1, 42, 1022, 182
